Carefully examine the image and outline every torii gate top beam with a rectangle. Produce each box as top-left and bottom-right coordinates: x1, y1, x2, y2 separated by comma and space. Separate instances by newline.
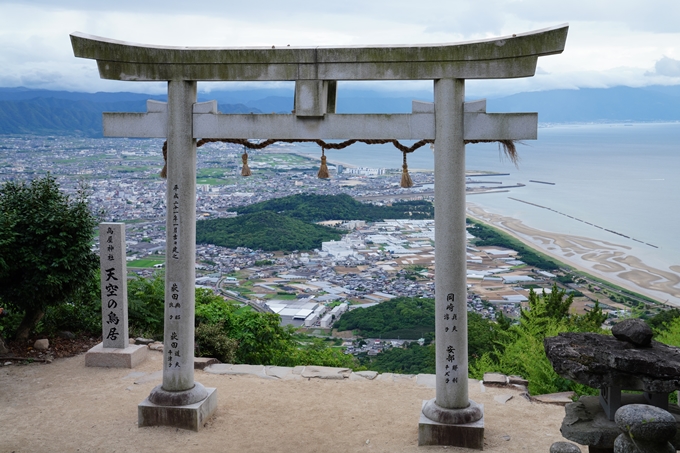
70, 25, 567, 82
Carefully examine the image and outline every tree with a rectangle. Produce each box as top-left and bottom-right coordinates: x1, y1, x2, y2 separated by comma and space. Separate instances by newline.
0, 175, 98, 340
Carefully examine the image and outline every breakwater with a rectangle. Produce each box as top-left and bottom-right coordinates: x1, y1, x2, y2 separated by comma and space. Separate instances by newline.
508, 197, 659, 248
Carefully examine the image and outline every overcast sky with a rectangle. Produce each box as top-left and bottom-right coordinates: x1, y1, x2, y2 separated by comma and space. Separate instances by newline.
1, 0, 679, 97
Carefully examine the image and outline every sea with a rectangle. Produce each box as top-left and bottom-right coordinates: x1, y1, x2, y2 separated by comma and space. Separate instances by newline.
296, 122, 680, 275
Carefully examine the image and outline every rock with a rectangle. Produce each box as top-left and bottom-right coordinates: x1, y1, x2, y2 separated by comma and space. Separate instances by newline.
135, 338, 155, 345
148, 342, 163, 351
508, 375, 528, 386
3, 361, 11, 366
354, 370, 379, 380
615, 404, 677, 442
532, 391, 575, 405
549, 441, 581, 453
612, 318, 654, 347
34, 339, 49, 350
194, 357, 220, 370
57, 331, 75, 340
483, 372, 508, 385
544, 332, 680, 394
300, 366, 351, 380
614, 432, 674, 453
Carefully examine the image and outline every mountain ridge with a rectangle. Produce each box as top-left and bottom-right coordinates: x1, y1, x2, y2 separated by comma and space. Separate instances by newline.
0, 85, 678, 136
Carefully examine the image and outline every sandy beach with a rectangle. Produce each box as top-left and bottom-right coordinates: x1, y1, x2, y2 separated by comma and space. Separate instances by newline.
467, 203, 680, 307
0, 350, 577, 453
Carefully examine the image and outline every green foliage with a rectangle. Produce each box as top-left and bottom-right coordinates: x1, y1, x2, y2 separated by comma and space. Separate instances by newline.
335, 297, 435, 339
128, 273, 166, 339
196, 211, 342, 251
467, 219, 560, 271
288, 337, 357, 368
471, 284, 606, 396
126, 273, 356, 367
655, 316, 680, 347
647, 308, 680, 332
0, 175, 99, 339
195, 321, 238, 363
361, 342, 436, 374
40, 271, 101, 335
236, 193, 434, 222
336, 297, 500, 360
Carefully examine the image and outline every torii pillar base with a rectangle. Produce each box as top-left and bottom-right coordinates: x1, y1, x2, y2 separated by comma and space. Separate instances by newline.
138, 386, 217, 432
418, 399, 485, 449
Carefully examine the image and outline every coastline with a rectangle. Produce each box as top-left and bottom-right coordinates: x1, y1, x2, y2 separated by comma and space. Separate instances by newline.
466, 203, 680, 307
295, 152, 358, 169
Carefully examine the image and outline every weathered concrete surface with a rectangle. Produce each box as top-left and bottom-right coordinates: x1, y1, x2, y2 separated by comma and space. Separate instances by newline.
433, 78, 468, 412
138, 387, 217, 432
545, 332, 680, 393
300, 366, 352, 380
418, 400, 485, 449
104, 97, 538, 142
161, 80, 198, 394
85, 342, 147, 368
70, 25, 568, 82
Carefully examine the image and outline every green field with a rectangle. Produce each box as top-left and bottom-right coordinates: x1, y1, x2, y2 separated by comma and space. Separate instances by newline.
196, 168, 237, 185
127, 258, 165, 268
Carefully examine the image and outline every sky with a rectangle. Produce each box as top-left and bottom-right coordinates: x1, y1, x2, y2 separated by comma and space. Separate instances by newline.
0, 0, 679, 98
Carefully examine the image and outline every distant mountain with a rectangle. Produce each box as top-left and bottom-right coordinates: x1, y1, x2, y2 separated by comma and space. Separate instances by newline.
0, 88, 263, 136
487, 86, 680, 123
0, 85, 678, 136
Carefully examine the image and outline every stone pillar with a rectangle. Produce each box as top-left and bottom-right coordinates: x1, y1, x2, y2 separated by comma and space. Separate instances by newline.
99, 222, 129, 349
419, 78, 483, 449
85, 222, 147, 368
139, 80, 217, 430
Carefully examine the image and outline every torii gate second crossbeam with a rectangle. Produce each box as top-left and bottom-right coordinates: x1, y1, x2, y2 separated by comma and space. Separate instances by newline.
71, 24, 568, 448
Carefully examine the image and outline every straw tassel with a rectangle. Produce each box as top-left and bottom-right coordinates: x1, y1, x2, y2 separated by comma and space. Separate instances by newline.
317, 148, 330, 179
160, 141, 168, 179
241, 151, 252, 176
400, 151, 413, 188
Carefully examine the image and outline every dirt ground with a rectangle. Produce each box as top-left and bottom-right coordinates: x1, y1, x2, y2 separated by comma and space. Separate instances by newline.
0, 348, 582, 453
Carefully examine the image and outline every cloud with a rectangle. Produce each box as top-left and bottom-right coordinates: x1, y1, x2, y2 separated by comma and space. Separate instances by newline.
646, 57, 680, 77
0, 1, 678, 95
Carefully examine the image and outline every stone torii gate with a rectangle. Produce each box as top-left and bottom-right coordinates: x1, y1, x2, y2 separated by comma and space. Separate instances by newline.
71, 25, 567, 445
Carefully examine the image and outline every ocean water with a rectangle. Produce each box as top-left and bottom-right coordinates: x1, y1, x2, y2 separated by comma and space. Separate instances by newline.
297, 122, 680, 273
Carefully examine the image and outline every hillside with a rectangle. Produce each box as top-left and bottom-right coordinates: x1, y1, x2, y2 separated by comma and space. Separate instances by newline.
235, 193, 434, 222
1, 85, 679, 137
335, 297, 499, 360
195, 210, 342, 251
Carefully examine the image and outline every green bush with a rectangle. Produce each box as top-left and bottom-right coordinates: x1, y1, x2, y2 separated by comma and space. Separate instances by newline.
470, 285, 605, 396
195, 321, 238, 363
